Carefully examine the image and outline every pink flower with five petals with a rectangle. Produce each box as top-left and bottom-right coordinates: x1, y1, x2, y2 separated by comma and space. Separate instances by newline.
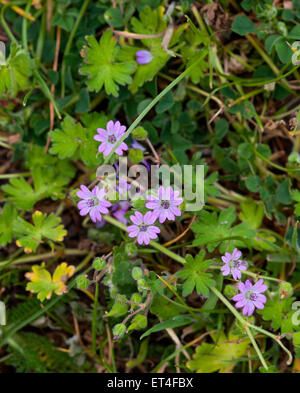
232, 279, 268, 316
127, 211, 160, 245
77, 185, 111, 223
94, 120, 128, 157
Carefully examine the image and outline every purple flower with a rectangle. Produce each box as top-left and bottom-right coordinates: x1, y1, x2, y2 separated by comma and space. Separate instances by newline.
132, 139, 146, 151
127, 211, 160, 245
146, 186, 183, 224
221, 248, 248, 280
112, 201, 130, 225
94, 120, 128, 157
232, 279, 268, 316
136, 50, 153, 65
77, 185, 111, 223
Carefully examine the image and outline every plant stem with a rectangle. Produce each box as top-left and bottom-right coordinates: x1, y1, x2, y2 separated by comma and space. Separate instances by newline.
246, 34, 280, 76
92, 281, 99, 356
0, 172, 31, 179
103, 49, 209, 164
0, 6, 18, 44
22, 1, 31, 51
245, 325, 268, 370
0, 249, 88, 268
33, 70, 62, 119
60, 0, 91, 97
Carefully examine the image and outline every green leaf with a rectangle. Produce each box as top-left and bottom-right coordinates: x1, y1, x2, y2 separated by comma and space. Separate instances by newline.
140, 316, 192, 340
259, 294, 299, 334
259, 366, 280, 373
150, 295, 183, 319
112, 245, 139, 296
25, 145, 75, 185
231, 15, 256, 36
239, 198, 264, 230
276, 179, 292, 205
132, 126, 148, 140
129, 148, 144, 163
245, 175, 262, 192
118, 6, 172, 93
0, 43, 32, 97
49, 116, 85, 159
265, 34, 282, 54
2, 177, 43, 210
181, 28, 208, 84
80, 30, 135, 96
14, 211, 67, 253
155, 90, 174, 113
187, 330, 249, 373
26, 262, 75, 301
2, 165, 72, 210
104, 7, 124, 28
275, 40, 292, 63
0, 203, 17, 246
215, 119, 228, 140
50, 114, 107, 167
192, 206, 255, 252
288, 24, 300, 39
176, 251, 215, 297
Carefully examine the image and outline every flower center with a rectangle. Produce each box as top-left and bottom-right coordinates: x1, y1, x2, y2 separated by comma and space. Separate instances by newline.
108, 134, 117, 144
140, 225, 147, 232
161, 201, 170, 209
232, 260, 241, 268
249, 292, 257, 301
87, 198, 97, 207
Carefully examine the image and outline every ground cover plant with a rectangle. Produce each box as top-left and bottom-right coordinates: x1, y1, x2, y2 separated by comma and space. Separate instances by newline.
0, 0, 300, 374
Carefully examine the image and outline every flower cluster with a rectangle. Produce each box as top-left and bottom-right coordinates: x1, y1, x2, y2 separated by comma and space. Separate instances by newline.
127, 186, 183, 245
76, 120, 183, 245
221, 248, 268, 316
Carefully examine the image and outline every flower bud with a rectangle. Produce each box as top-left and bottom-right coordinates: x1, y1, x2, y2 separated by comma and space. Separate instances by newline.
224, 284, 238, 299
132, 267, 143, 280
125, 242, 138, 257
279, 282, 293, 299
105, 301, 128, 317
113, 323, 126, 340
132, 126, 148, 140
127, 315, 147, 332
76, 275, 90, 290
131, 293, 142, 305
92, 257, 106, 271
